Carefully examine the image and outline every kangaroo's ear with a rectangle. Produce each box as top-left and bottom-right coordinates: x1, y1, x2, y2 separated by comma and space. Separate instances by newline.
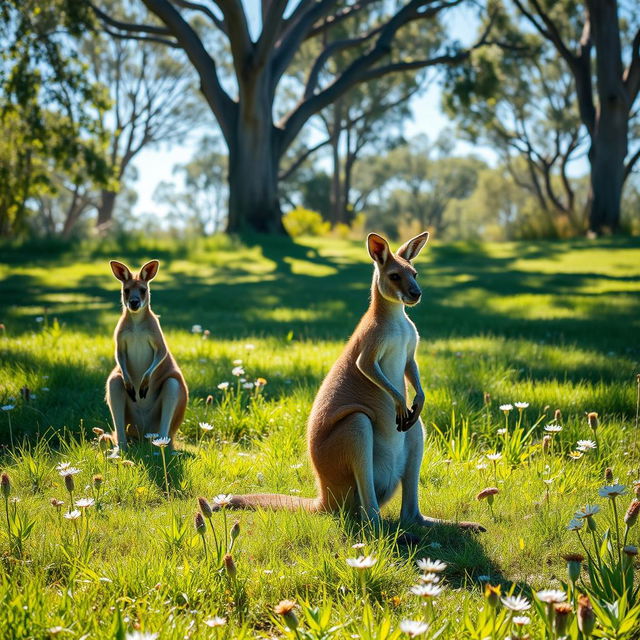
397, 231, 429, 262
139, 260, 160, 282
110, 260, 132, 282
367, 233, 390, 266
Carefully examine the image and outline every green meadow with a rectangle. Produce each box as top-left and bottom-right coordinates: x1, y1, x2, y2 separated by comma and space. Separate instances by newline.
0, 235, 639, 639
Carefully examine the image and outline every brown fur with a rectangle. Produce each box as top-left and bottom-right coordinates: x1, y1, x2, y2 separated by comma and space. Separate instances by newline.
106, 260, 188, 448
219, 234, 484, 533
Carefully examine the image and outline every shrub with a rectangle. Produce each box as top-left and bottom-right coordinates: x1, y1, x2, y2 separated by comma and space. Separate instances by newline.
283, 207, 330, 238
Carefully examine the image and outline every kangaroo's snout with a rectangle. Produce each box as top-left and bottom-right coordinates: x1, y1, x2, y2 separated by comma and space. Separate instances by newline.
128, 298, 141, 311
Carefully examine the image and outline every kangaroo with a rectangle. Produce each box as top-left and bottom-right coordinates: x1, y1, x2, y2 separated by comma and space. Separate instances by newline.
219, 233, 484, 532
106, 260, 188, 450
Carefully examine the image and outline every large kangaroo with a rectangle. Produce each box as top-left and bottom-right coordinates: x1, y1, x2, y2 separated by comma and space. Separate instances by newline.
220, 233, 483, 532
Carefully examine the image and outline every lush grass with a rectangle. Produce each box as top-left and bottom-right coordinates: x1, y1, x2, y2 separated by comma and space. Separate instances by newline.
0, 234, 639, 638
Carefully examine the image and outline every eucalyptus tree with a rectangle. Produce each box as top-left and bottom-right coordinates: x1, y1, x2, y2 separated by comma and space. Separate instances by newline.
92, 0, 492, 234
508, 0, 640, 233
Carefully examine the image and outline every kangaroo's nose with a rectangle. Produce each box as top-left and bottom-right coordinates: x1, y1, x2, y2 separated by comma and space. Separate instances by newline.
409, 287, 421, 299
129, 299, 140, 310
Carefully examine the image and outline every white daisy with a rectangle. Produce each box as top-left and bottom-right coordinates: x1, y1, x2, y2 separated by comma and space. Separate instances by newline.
64, 510, 81, 520
144, 433, 160, 440
191, 324, 202, 334
497, 428, 507, 435
152, 437, 171, 448
212, 493, 233, 508
514, 402, 529, 409
199, 422, 214, 431
577, 440, 597, 450
410, 583, 443, 598
232, 366, 245, 377
513, 616, 531, 626
416, 558, 447, 573
501, 594, 531, 611
346, 555, 376, 570
75, 498, 95, 508
544, 424, 563, 433
58, 467, 81, 477
399, 620, 429, 637
574, 504, 600, 518
486, 453, 502, 462
217, 382, 230, 390
536, 589, 566, 604
203, 617, 226, 628
499, 404, 513, 412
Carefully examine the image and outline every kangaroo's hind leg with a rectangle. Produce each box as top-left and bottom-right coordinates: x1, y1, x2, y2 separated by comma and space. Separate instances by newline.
106, 373, 128, 450
158, 377, 186, 443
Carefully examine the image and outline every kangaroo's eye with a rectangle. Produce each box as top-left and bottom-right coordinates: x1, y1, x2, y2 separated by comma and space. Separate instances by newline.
123, 288, 130, 295
140, 289, 146, 297
389, 273, 400, 281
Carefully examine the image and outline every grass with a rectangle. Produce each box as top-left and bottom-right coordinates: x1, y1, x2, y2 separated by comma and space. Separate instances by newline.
0, 233, 639, 638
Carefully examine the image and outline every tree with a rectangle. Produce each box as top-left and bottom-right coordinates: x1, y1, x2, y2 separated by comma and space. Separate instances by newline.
445, 33, 588, 236
508, 0, 640, 234
93, 0, 492, 234
0, 0, 110, 237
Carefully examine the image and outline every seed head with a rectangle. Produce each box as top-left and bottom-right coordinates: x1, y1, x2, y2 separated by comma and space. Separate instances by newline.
577, 595, 595, 637
64, 475, 75, 493
50, 498, 64, 508
483, 392, 491, 405
198, 497, 212, 518
554, 409, 562, 422
562, 553, 584, 583
92, 474, 103, 489
624, 500, 640, 527
623, 545, 638, 557
230, 520, 240, 543
553, 603, 573, 637
605, 467, 614, 483
194, 511, 206, 535
224, 553, 237, 580
1, 472, 10, 499
476, 487, 499, 501
542, 435, 552, 453
586, 412, 598, 430
274, 599, 298, 630
205, 394, 214, 406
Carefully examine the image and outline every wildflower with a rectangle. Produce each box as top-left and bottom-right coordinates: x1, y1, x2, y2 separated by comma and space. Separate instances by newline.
217, 382, 230, 390
198, 497, 213, 518
274, 599, 298, 631
230, 520, 240, 543
199, 422, 214, 432
352, 542, 366, 549
191, 324, 202, 334
513, 616, 530, 626
544, 424, 562, 433
484, 584, 501, 608
242, 382, 254, 390
125, 633, 159, 640
346, 555, 377, 570
554, 603, 573, 636
64, 510, 81, 520
244, 343, 255, 351
50, 498, 64, 508
410, 583, 443, 598
605, 467, 614, 483
576, 440, 596, 451
75, 498, 95, 508
224, 553, 237, 579
58, 466, 80, 477
231, 366, 244, 377
205, 395, 214, 406
499, 404, 513, 412
417, 558, 447, 573
255, 377, 267, 387
569, 451, 583, 459
586, 412, 598, 430
477, 487, 499, 501
92, 474, 103, 489
152, 436, 171, 448
144, 432, 160, 441
203, 617, 226, 628
233, 359, 243, 365
194, 511, 206, 535
514, 402, 529, 409
399, 620, 429, 637
624, 499, 640, 527
577, 595, 596, 637
501, 594, 531, 612
419, 573, 440, 584
561, 553, 584, 583
574, 504, 600, 518
486, 453, 502, 461
59, 467, 80, 493
598, 484, 627, 498
1, 404, 15, 411
1, 472, 10, 498
554, 409, 562, 422
536, 589, 566, 604
212, 494, 233, 508
497, 428, 507, 435
567, 519, 584, 531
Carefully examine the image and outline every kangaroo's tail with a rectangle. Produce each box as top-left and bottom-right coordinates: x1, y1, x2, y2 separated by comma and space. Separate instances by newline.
216, 493, 322, 513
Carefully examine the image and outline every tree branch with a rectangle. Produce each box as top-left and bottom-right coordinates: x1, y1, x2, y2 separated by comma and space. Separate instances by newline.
169, 0, 227, 34
278, 137, 333, 180
91, 4, 173, 36
623, 27, 640, 105
211, 0, 254, 73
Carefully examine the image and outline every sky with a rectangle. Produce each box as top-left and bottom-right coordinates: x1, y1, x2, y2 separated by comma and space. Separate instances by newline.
129, 3, 492, 219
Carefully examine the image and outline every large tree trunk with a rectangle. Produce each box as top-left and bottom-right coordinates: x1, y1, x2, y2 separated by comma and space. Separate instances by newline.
587, 0, 628, 234
226, 74, 285, 234
96, 189, 117, 231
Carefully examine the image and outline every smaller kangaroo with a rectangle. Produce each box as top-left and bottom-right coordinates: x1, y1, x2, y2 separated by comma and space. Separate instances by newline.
106, 260, 188, 449
219, 233, 484, 533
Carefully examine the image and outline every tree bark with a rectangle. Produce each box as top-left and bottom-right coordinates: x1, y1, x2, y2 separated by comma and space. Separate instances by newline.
96, 189, 117, 230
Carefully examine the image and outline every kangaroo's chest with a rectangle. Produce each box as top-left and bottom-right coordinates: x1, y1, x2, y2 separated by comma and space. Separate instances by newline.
123, 330, 154, 383
378, 319, 417, 387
